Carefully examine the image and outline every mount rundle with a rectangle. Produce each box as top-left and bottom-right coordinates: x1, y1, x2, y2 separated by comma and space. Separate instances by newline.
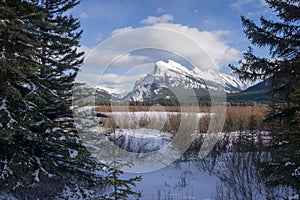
123, 60, 249, 102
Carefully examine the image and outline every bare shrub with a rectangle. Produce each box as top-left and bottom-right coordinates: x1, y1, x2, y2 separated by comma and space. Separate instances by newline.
162, 114, 181, 134
99, 106, 267, 134
198, 114, 211, 133
213, 151, 291, 200
101, 117, 118, 132
138, 114, 151, 127
112, 113, 138, 129
225, 108, 249, 132
223, 106, 266, 132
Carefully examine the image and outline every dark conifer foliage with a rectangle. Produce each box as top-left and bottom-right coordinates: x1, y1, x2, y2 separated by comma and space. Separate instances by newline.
34, 0, 84, 120
0, 0, 104, 198
230, 0, 300, 193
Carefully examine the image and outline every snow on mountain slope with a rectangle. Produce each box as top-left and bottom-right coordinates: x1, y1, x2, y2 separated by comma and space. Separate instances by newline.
95, 85, 126, 99
126, 60, 250, 102
219, 73, 249, 91
72, 84, 125, 103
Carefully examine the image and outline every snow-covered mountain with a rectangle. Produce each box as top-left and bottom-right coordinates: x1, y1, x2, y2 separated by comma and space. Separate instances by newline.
72, 84, 126, 102
95, 85, 126, 99
125, 60, 250, 102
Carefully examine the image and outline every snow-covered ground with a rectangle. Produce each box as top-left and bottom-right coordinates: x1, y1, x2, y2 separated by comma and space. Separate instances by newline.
72, 110, 298, 200
74, 110, 220, 199
122, 161, 218, 200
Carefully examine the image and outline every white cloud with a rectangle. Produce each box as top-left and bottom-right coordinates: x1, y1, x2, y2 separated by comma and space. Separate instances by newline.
76, 71, 146, 92
149, 23, 241, 68
203, 19, 216, 28
79, 45, 150, 71
100, 73, 144, 85
95, 37, 102, 43
110, 24, 241, 70
76, 46, 153, 90
231, 0, 268, 11
259, 0, 267, 6
77, 23, 241, 91
99, 73, 146, 92
141, 14, 174, 25
76, 73, 99, 85
115, 53, 151, 67
231, 0, 254, 10
112, 26, 133, 35
156, 8, 164, 14
79, 11, 89, 19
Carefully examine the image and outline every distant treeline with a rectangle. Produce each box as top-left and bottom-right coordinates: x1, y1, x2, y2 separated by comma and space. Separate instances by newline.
95, 99, 269, 107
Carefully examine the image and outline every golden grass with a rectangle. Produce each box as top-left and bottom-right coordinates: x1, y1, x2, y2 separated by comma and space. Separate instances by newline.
199, 106, 267, 132
95, 106, 211, 113
225, 106, 266, 131
97, 105, 268, 133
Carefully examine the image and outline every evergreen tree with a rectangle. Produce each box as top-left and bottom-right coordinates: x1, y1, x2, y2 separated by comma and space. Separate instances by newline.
34, 0, 84, 120
101, 119, 142, 200
103, 158, 142, 200
0, 0, 104, 199
230, 0, 300, 193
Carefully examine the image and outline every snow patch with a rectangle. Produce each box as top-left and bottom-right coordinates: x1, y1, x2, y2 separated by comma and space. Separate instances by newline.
278, 140, 289, 146
0, 98, 17, 128
0, 193, 17, 200
0, 160, 12, 180
288, 194, 299, 200
285, 162, 296, 166
59, 136, 66, 141
292, 166, 300, 177
33, 169, 40, 182
52, 127, 61, 132
61, 185, 95, 200
122, 161, 218, 199
95, 85, 126, 97
69, 149, 79, 158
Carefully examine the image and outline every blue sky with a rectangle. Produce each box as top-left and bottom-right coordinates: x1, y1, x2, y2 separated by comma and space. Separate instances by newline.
74, 0, 271, 47
72, 0, 273, 92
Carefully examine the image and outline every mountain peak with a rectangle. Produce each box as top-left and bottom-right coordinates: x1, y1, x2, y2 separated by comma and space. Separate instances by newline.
126, 60, 252, 101
153, 60, 191, 75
